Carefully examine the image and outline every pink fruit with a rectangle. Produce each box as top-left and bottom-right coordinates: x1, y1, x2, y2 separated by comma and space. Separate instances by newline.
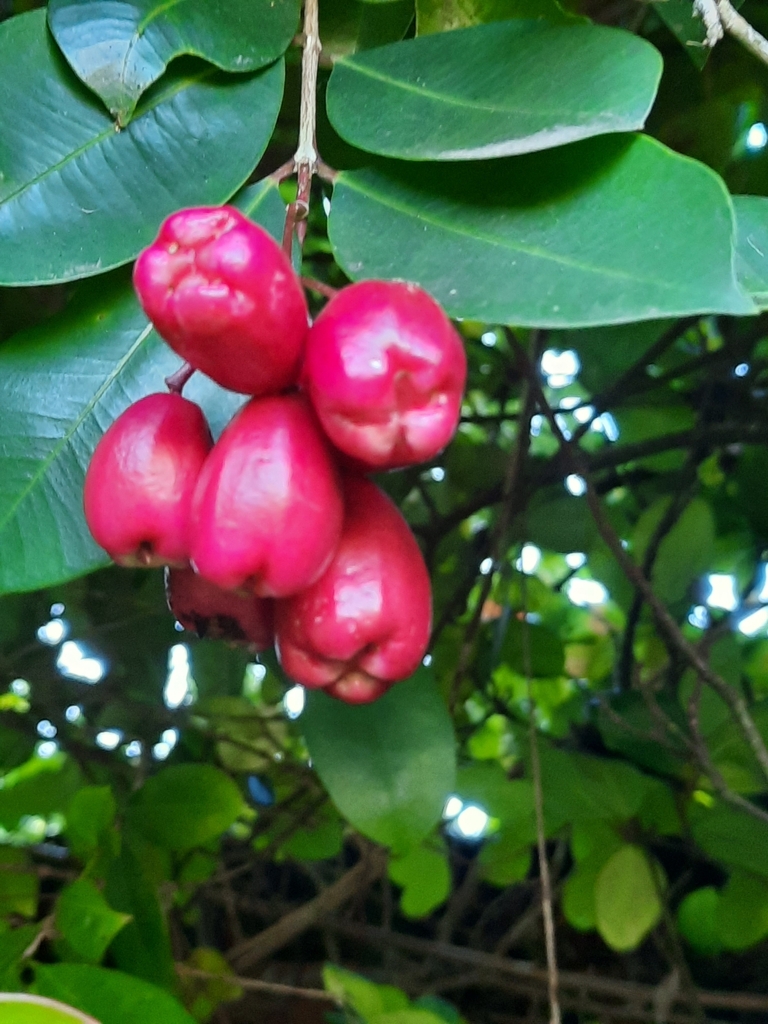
302, 280, 467, 470
83, 393, 212, 568
133, 206, 308, 395
190, 394, 344, 598
274, 477, 432, 703
165, 567, 273, 650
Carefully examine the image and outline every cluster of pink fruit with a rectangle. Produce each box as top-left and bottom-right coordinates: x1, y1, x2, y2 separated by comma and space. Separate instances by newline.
84, 206, 467, 703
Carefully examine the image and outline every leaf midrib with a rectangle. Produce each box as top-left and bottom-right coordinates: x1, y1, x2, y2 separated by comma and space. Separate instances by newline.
0, 67, 213, 210
337, 174, 695, 296
0, 322, 154, 538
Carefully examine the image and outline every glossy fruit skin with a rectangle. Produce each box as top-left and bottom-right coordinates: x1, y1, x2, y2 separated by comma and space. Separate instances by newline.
190, 394, 344, 599
165, 567, 273, 650
302, 280, 467, 470
133, 206, 308, 395
275, 476, 432, 703
84, 394, 212, 568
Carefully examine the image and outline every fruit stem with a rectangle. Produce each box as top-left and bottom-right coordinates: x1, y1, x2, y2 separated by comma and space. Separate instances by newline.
283, 0, 321, 258
165, 362, 196, 395
301, 276, 338, 300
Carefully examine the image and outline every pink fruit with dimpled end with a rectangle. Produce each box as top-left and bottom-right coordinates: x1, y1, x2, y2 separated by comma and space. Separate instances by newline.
165, 567, 273, 650
274, 476, 432, 704
83, 393, 212, 568
133, 206, 308, 395
302, 280, 467, 470
190, 394, 344, 599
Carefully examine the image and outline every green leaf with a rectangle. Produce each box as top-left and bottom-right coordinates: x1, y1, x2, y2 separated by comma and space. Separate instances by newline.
632, 497, 715, 604
48, 0, 299, 123
105, 842, 175, 989
0, 273, 244, 596
327, 22, 661, 160
0, 849, 38, 918
0, 995, 99, 1024
553, 320, 675, 395
690, 800, 768, 876
594, 844, 662, 951
0, 11, 284, 286
329, 136, 753, 328
734, 195, 768, 309
0, 754, 82, 831
321, 0, 415, 62
416, 0, 570, 34
389, 845, 451, 918
651, 0, 744, 68
538, 746, 647, 831
34, 964, 196, 1024
127, 764, 245, 853
55, 879, 131, 964
65, 787, 116, 860
717, 871, 768, 950
499, 619, 564, 678
231, 178, 288, 244
302, 669, 456, 853
323, 965, 410, 1017
677, 887, 723, 956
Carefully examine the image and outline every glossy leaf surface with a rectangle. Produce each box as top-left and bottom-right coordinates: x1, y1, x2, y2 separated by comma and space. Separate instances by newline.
302, 670, 456, 853
734, 195, 768, 309
0, 11, 284, 285
34, 965, 196, 1024
327, 21, 661, 160
329, 136, 753, 327
48, 0, 299, 122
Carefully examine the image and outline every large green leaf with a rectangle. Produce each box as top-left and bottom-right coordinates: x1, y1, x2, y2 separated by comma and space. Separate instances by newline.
0, 274, 243, 596
302, 669, 456, 853
0, 11, 284, 286
416, 0, 570, 34
48, 0, 299, 123
329, 136, 753, 327
34, 965, 196, 1024
55, 879, 131, 964
327, 22, 661, 160
594, 844, 662, 951
127, 764, 246, 853
0, 996, 99, 1024
690, 800, 768, 876
734, 195, 768, 309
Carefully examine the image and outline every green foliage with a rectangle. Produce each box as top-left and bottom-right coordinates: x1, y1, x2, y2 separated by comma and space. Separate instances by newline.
303, 670, 456, 853
389, 843, 451, 917
594, 845, 662, 952
0, 995, 99, 1024
54, 879, 130, 964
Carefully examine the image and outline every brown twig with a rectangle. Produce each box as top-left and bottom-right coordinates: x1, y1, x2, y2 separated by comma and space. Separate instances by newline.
301, 276, 339, 300
176, 964, 338, 1003
227, 845, 387, 971
165, 362, 196, 395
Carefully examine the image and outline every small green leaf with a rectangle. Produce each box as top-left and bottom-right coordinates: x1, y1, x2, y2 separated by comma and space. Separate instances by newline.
0, 849, 38, 918
329, 136, 753, 328
677, 887, 723, 956
717, 871, 768, 950
632, 496, 715, 605
327, 22, 661, 160
389, 845, 451, 918
734, 195, 768, 309
0, 754, 82, 831
0, 995, 99, 1024
302, 669, 456, 853
323, 965, 410, 1017
416, 0, 570, 34
48, 0, 299, 122
34, 964, 197, 1024
127, 764, 245, 853
499, 619, 564, 678
594, 844, 662, 951
0, 11, 284, 285
691, 800, 768, 876
55, 879, 130, 964
65, 787, 116, 860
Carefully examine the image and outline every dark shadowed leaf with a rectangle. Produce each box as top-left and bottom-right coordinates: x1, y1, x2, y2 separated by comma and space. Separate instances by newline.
329, 135, 753, 326
327, 21, 661, 160
0, 11, 283, 285
416, 0, 570, 34
48, 0, 299, 122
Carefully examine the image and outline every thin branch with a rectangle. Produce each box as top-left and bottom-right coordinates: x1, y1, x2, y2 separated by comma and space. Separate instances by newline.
176, 965, 338, 1003
693, 0, 724, 45
716, 0, 768, 64
302, 276, 339, 300
165, 362, 196, 395
227, 845, 387, 971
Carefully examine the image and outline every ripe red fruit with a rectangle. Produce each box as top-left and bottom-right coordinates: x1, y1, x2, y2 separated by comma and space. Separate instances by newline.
133, 206, 308, 395
190, 394, 344, 598
302, 280, 467, 470
165, 567, 273, 650
83, 393, 212, 568
274, 477, 432, 703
